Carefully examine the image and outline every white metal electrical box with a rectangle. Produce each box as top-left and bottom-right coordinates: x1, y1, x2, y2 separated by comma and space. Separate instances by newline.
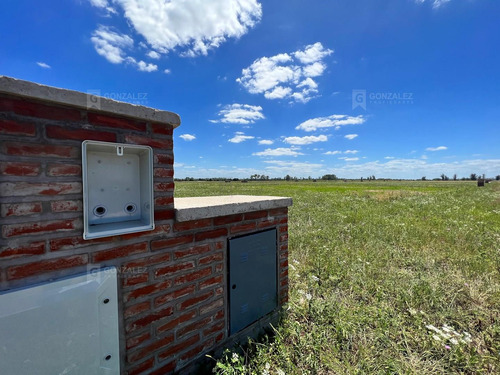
0, 268, 120, 375
82, 140, 154, 239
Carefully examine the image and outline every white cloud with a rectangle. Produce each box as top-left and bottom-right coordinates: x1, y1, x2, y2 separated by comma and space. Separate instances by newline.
384, 156, 395, 159
344, 150, 359, 154
283, 135, 328, 145
263, 160, 323, 174
36, 62, 51, 69
253, 147, 304, 157
102, 0, 261, 57
345, 134, 358, 140
229, 132, 254, 143
128, 58, 158, 72
179, 134, 196, 141
147, 50, 161, 59
237, 42, 333, 103
324, 150, 341, 155
296, 114, 365, 132
339, 157, 359, 161
258, 139, 274, 145
91, 26, 134, 64
426, 146, 448, 151
415, 0, 451, 9
211, 104, 264, 124
163, 68, 171, 74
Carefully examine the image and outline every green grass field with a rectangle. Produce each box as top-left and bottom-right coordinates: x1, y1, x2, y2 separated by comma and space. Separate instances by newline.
176, 180, 500, 374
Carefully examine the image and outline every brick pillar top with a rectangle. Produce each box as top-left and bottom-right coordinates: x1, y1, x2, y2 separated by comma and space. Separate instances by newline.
0, 76, 181, 127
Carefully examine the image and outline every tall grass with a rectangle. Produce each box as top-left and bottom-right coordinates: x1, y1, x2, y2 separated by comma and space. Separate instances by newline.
175, 180, 500, 374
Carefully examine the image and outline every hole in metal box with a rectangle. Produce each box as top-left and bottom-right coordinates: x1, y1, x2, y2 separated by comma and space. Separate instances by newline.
82, 140, 154, 240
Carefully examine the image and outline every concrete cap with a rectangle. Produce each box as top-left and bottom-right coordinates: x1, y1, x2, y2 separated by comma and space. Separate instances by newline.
0, 76, 180, 127
174, 195, 293, 222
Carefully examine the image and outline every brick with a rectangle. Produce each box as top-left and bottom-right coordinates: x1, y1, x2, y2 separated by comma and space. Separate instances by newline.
154, 182, 175, 192
3, 218, 80, 238
154, 209, 175, 221
244, 210, 268, 220
257, 219, 278, 229
230, 222, 257, 234
0, 242, 45, 259
199, 275, 223, 290
270, 207, 288, 216
124, 301, 151, 319
279, 225, 288, 233
126, 307, 174, 333
215, 309, 224, 320
0, 161, 40, 176
126, 331, 151, 350
215, 241, 224, 250
280, 259, 288, 268
154, 284, 196, 307
154, 168, 174, 178
119, 224, 171, 241
7, 254, 88, 280
1, 202, 42, 217
194, 228, 227, 242
123, 252, 171, 270
0, 119, 36, 136
177, 317, 212, 338
155, 196, 174, 206
199, 252, 223, 265
214, 214, 243, 226
215, 263, 224, 273
174, 267, 211, 286
92, 242, 148, 262
0, 97, 82, 121
87, 112, 147, 132
127, 357, 154, 375
154, 153, 174, 165
50, 200, 82, 213
178, 290, 213, 311
50, 236, 113, 251
150, 361, 176, 375
127, 334, 175, 363
125, 134, 173, 150
199, 298, 224, 315
0, 182, 81, 197
157, 310, 197, 334
158, 334, 200, 361
173, 219, 212, 232
123, 273, 149, 287
151, 235, 193, 251
280, 278, 288, 287
46, 125, 116, 142
152, 123, 173, 136
47, 164, 81, 176
174, 244, 210, 259
155, 261, 194, 278
125, 281, 171, 302
3, 142, 78, 158
203, 321, 225, 337
280, 268, 288, 278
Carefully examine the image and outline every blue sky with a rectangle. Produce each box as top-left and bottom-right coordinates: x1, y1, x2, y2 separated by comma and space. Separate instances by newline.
1, 0, 499, 179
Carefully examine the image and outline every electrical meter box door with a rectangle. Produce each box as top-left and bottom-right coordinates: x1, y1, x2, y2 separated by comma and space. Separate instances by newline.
0, 268, 120, 375
82, 140, 154, 239
228, 229, 278, 335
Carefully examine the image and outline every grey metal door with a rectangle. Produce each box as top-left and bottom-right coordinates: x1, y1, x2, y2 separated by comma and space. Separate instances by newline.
228, 229, 277, 335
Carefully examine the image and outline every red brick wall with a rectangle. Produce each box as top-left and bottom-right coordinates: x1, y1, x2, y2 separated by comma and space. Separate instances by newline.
0, 93, 289, 374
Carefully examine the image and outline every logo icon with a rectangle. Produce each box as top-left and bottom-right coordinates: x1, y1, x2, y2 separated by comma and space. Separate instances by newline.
87, 89, 101, 110
352, 89, 366, 110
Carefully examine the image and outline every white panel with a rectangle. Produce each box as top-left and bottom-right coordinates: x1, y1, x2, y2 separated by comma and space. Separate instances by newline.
0, 268, 120, 375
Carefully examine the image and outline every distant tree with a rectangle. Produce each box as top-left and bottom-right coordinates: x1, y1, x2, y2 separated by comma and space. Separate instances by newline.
453, 174, 457, 181
321, 174, 338, 180
421, 176, 427, 181
470, 173, 477, 181
496, 175, 500, 181
285, 174, 291, 181
440, 174, 449, 181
